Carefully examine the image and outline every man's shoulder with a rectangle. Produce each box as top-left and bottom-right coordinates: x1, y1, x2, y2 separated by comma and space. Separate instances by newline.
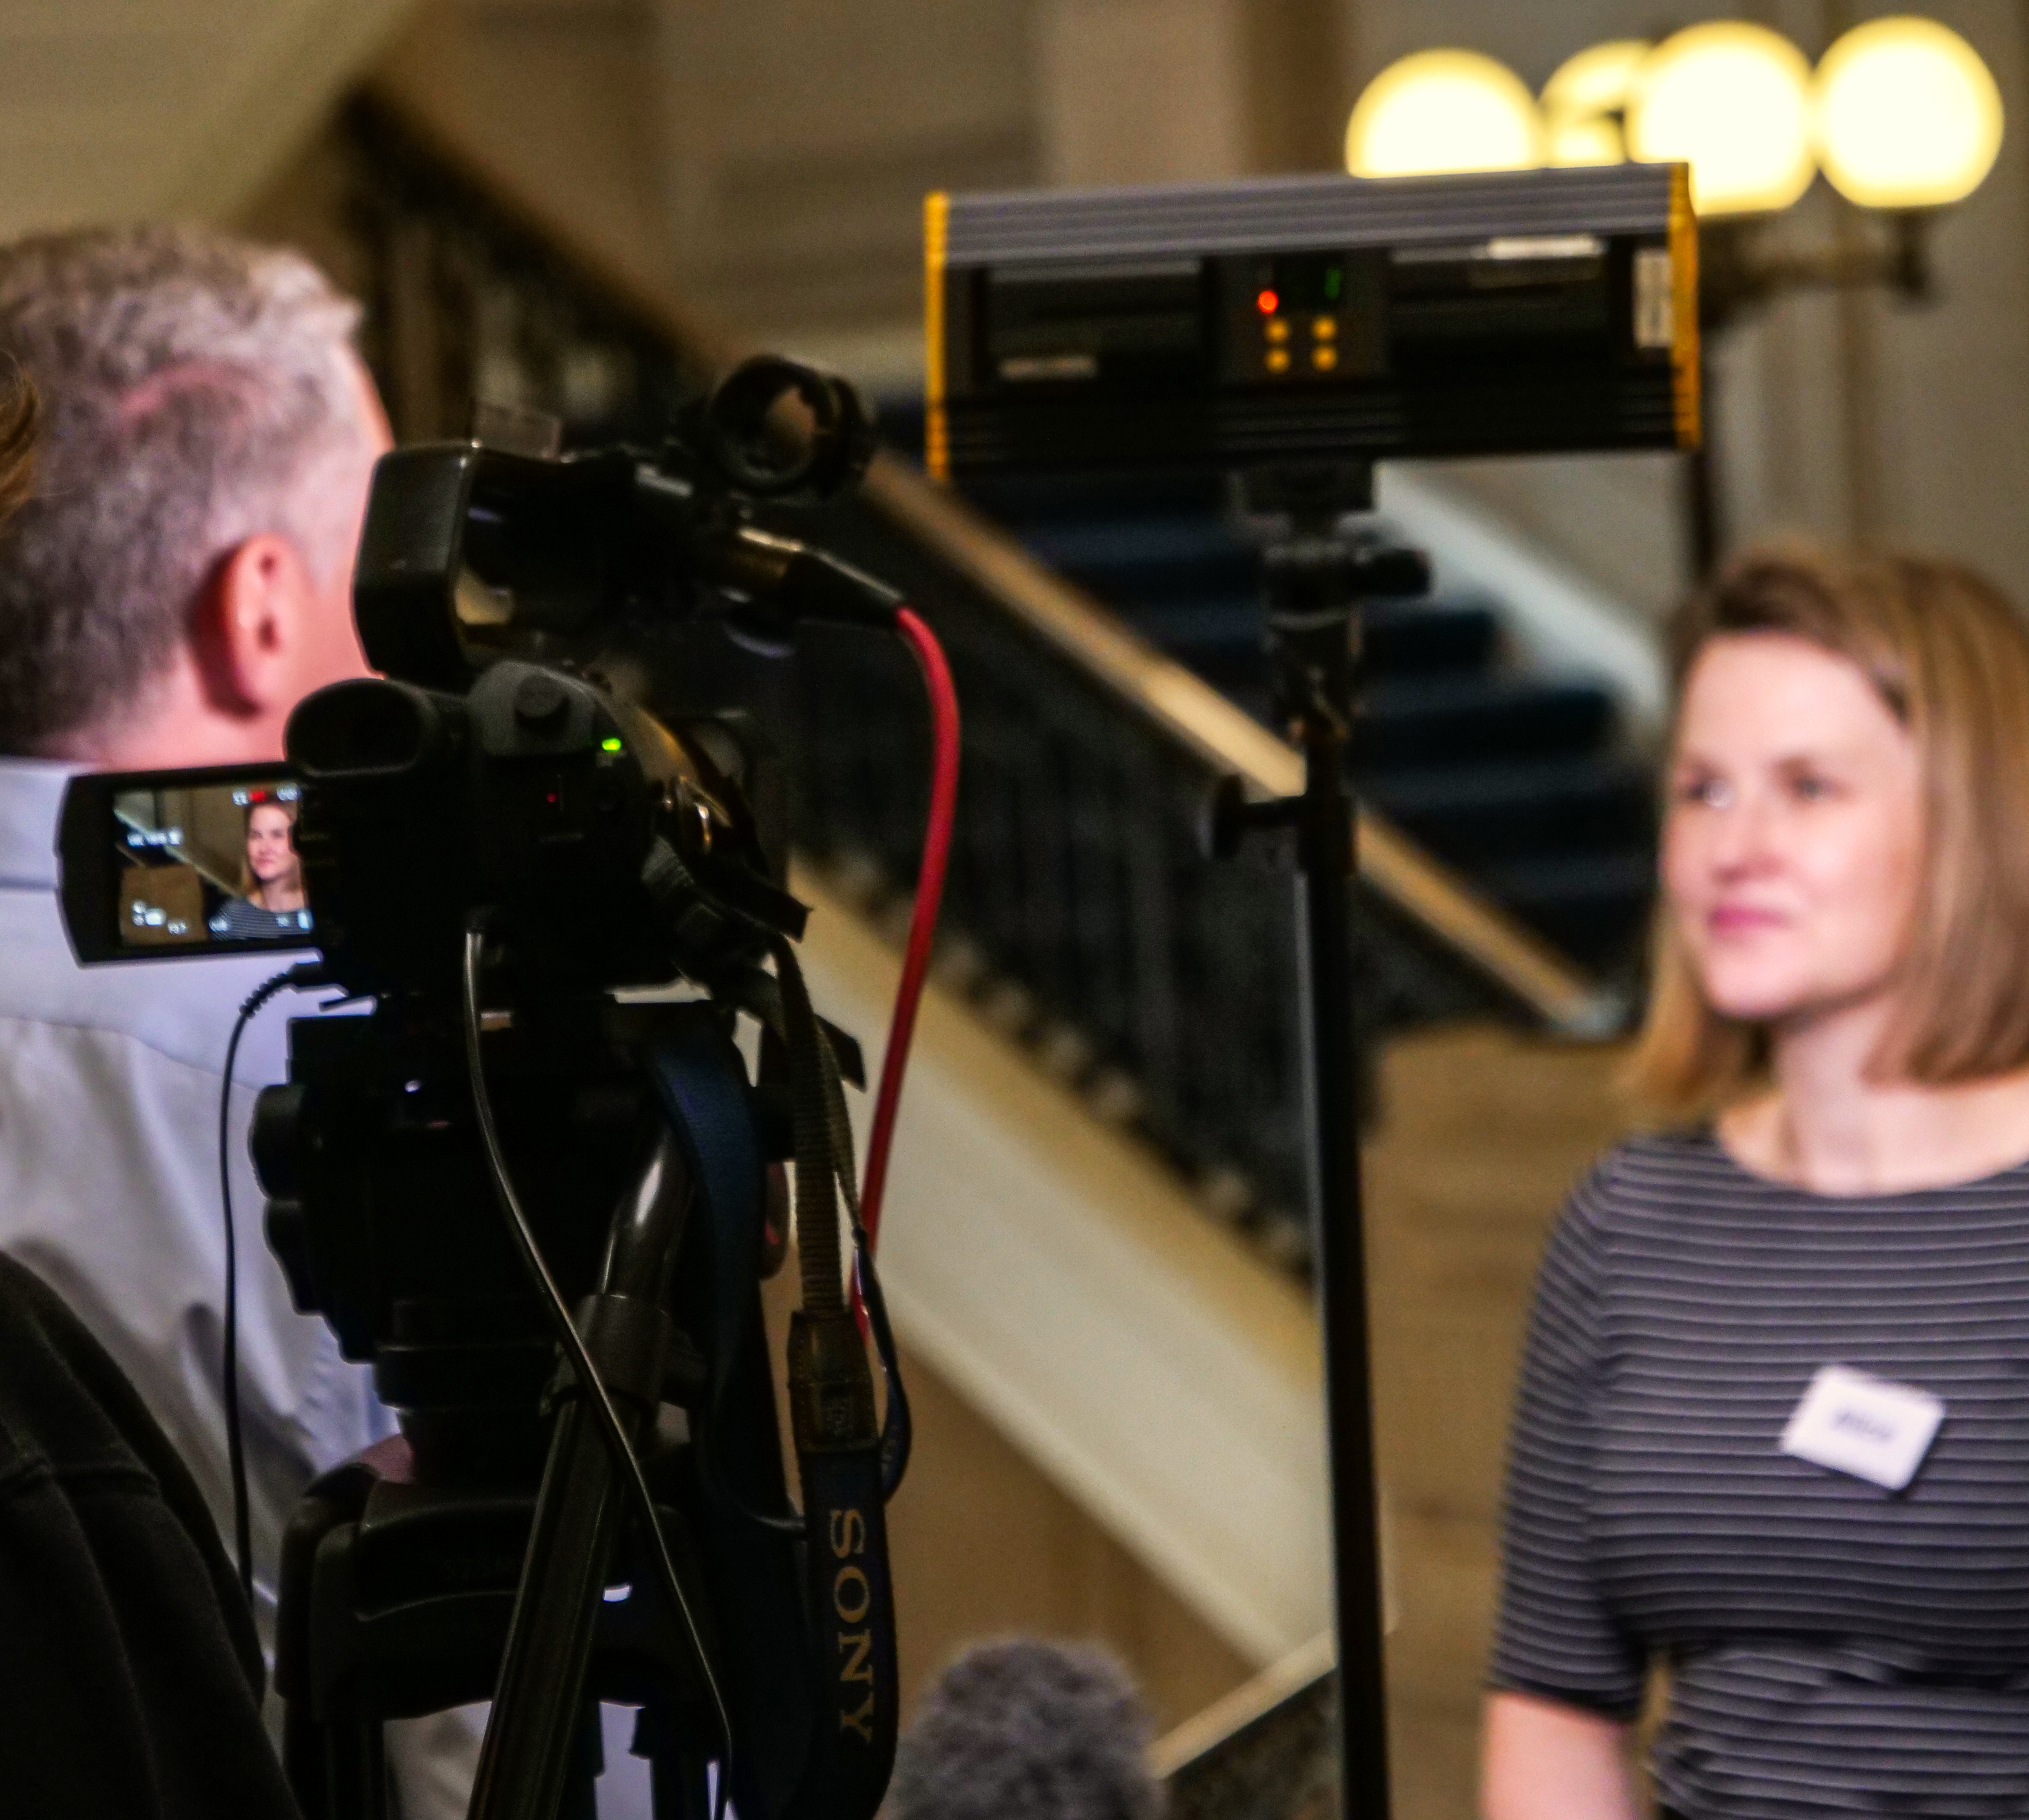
0, 883, 291, 1082
0, 760, 279, 1071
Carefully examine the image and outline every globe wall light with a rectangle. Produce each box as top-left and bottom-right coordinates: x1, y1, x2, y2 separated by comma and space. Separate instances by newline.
1689, 16, 2006, 338
1344, 49, 1544, 179
1540, 39, 1649, 167
1345, 21, 2008, 572
1625, 22, 1817, 216
1815, 16, 2004, 210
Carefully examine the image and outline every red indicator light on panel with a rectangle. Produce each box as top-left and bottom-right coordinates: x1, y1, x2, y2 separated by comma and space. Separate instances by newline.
1256, 289, 1279, 315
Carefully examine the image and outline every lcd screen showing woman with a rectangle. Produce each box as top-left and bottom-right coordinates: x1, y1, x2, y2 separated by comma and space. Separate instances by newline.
207, 794, 309, 939
1484, 547, 2029, 1820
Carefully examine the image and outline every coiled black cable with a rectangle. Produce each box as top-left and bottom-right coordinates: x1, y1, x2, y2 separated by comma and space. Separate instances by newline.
216, 961, 328, 1607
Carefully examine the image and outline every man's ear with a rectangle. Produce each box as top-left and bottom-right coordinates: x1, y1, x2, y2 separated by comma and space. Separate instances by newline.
192, 533, 314, 719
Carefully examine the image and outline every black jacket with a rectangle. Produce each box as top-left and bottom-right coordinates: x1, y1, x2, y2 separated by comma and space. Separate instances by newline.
0, 1251, 299, 1818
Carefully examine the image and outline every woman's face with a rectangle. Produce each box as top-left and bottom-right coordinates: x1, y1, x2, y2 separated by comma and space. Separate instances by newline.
246, 804, 297, 886
1663, 631, 1924, 1028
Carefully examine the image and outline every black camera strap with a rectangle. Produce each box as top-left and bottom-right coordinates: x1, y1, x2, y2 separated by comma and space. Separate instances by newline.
726, 963, 912, 1499
647, 951, 902, 1820
770, 935, 900, 1820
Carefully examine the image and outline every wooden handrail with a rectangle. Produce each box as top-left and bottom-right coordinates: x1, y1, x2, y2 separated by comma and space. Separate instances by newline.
353, 83, 1622, 1035
1147, 1629, 1334, 1780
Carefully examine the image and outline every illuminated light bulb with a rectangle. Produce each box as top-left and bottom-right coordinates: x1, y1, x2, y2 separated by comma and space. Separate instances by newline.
1541, 38, 1649, 168
1815, 16, 2004, 210
1542, 39, 1649, 122
1547, 114, 1625, 168
1627, 22, 1816, 216
1346, 49, 1544, 178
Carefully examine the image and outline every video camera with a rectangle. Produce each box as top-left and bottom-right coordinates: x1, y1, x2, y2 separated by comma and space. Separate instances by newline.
59, 356, 917, 1820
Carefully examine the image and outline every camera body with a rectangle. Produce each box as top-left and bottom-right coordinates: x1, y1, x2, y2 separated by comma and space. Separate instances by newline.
287, 661, 799, 1000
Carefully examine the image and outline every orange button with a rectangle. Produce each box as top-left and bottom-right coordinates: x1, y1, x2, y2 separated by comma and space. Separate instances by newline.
1266, 347, 1292, 374
1311, 345, 1339, 372
1266, 318, 1290, 344
1312, 316, 1338, 340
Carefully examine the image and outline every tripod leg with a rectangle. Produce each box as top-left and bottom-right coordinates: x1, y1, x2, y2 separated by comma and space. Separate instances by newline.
636, 1702, 710, 1820
287, 1703, 331, 1820
323, 1713, 390, 1820
470, 1133, 694, 1820
560, 1699, 604, 1820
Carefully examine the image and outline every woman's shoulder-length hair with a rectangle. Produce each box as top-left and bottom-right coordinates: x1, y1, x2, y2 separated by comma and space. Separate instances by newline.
0, 358, 33, 527
1629, 540, 2029, 1117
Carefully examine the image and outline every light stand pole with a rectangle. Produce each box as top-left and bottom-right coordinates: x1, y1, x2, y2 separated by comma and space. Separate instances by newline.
1212, 462, 1429, 1820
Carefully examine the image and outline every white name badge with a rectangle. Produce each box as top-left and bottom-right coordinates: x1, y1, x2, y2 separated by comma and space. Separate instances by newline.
1780, 1364, 1945, 1491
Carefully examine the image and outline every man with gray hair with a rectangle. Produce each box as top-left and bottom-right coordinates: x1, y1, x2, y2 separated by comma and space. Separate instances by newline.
0, 223, 478, 1815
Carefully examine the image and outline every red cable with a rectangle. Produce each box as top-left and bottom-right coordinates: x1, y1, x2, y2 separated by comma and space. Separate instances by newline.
857, 606, 960, 1257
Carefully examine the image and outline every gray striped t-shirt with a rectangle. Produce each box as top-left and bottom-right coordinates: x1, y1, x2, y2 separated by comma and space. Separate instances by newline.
1491, 1130, 2029, 1818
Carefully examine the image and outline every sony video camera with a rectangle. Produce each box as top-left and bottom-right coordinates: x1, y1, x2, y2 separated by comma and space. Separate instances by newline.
58, 357, 909, 1820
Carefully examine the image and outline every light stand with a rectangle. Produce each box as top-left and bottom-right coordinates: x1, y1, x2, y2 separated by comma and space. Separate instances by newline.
1211, 462, 1429, 1820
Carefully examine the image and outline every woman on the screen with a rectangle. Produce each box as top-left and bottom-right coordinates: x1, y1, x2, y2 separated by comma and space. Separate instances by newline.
209, 798, 309, 939
240, 800, 305, 914
1482, 545, 2029, 1819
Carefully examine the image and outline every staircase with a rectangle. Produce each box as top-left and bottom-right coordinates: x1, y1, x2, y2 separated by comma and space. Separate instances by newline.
935, 465, 1660, 979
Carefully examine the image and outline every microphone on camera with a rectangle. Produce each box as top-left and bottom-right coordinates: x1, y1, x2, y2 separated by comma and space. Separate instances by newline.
885, 1638, 1162, 1820
695, 522, 903, 633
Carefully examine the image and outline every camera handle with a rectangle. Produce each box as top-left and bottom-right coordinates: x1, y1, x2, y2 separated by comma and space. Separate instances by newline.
1211, 462, 1429, 1820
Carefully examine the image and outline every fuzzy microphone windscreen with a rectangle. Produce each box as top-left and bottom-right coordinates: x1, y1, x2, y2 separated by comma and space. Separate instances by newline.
886, 1637, 1163, 1820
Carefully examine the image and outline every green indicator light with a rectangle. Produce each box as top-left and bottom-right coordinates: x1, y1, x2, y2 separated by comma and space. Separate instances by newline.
1324, 268, 1343, 301
601, 736, 624, 753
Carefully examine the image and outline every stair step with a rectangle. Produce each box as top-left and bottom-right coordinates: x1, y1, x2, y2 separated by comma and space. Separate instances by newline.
1364, 599, 1504, 675
1475, 849, 1656, 966
1125, 595, 1502, 680
1027, 515, 1258, 602
1357, 675, 1617, 766
1364, 757, 1655, 864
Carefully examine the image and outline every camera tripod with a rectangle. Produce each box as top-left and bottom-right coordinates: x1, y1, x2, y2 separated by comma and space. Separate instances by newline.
274, 1127, 729, 1820
1211, 461, 1430, 1820
262, 986, 888, 1820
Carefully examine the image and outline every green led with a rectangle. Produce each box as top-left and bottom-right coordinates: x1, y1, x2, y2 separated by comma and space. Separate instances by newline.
1324, 267, 1343, 301
600, 736, 624, 753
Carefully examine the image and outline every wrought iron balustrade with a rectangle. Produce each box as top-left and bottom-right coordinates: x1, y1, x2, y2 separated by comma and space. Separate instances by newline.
318, 90, 1614, 1257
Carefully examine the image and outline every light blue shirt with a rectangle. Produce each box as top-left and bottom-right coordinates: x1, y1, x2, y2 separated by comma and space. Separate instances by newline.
0, 759, 388, 1583
0, 759, 505, 1812
0, 758, 656, 1818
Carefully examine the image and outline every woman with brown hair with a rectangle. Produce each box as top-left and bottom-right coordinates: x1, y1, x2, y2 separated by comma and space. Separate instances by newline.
0, 356, 34, 523
210, 793, 309, 937
1482, 546, 2029, 1820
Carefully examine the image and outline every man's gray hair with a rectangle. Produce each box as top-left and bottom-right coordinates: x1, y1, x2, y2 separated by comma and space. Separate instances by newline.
0, 224, 372, 751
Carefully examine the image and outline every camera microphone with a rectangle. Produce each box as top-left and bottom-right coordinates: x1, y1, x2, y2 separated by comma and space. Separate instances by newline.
697, 523, 903, 633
